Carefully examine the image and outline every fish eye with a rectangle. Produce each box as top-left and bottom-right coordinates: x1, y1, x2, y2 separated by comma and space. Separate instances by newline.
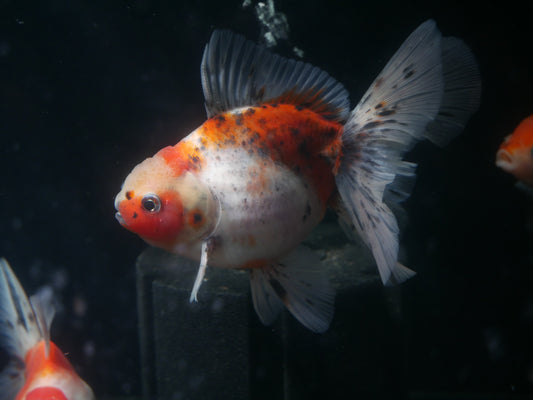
142, 193, 161, 213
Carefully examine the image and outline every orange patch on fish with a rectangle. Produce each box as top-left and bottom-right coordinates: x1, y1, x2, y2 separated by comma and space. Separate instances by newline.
239, 258, 268, 270
246, 164, 271, 195
496, 114, 533, 186
230, 234, 257, 248
158, 141, 204, 174
198, 104, 343, 203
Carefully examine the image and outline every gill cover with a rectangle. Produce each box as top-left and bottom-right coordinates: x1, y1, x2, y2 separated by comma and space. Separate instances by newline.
170, 171, 219, 243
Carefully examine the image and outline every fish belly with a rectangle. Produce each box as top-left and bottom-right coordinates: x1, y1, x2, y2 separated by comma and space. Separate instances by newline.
198, 145, 325, 268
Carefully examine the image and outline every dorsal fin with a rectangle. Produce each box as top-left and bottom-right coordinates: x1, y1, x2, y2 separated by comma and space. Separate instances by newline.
201, 29, 350, 122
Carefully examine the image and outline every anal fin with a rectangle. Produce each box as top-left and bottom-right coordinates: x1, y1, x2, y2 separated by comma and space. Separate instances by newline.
249, 246, 335, 333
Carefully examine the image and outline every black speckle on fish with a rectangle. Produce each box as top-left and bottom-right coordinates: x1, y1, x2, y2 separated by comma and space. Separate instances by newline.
378, 109, 396, 117
269, 278, 288, 303
193, 213, 203, 223
403, 64, 415, 80
302, 201, 312, 222
362, 120, 383, 130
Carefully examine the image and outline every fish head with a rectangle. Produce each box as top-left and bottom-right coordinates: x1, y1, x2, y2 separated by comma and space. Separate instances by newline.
114, 150, 218, 247
496, 115, 533, 185
496, 134, 518, 172
496, 135, 533, 186
496, 134, 533, 185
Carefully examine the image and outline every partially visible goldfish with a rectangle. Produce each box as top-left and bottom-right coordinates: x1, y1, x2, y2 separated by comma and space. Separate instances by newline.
496, 115, 533, 187
0, 258, 94, 400
115, 20, 481, 332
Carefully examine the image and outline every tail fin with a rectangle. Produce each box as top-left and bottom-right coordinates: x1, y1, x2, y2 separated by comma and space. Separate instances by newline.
0, 259, 53, 400
335, 20, 480, 285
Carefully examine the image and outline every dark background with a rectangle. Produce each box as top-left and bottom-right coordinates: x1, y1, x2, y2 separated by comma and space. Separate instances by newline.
1, 0, 532, 398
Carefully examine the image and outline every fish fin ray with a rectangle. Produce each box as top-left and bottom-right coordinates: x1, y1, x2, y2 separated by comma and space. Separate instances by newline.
201, 30, 350, 122
423, 37, 481, 146
336, 19, 479, 285
249, 268, 285, 327
29, 287, 56, 358
0, 258, 43, 356
515, 181, 533, 198
0, 258, 44, 397
0, 356, 25, 400
386, 263, 416, 286
249, 247, 335, 333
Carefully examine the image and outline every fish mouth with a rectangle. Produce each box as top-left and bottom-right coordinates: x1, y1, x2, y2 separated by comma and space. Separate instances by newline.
495, 149, 513, 170
115, 212, 125, 226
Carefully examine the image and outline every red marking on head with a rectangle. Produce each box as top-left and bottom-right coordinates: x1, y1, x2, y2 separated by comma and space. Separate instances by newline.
25, 387, 68, 400
117, 190, 184, 243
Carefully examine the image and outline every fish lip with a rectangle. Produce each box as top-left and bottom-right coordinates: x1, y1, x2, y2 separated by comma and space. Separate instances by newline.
115, 212, 125, 225
495, 149, 513, 169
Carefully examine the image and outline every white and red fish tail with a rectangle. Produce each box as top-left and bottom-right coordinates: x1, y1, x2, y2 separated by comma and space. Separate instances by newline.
250, 247, 335, 333
335, 20, 480, 286
0, 258, 53, 400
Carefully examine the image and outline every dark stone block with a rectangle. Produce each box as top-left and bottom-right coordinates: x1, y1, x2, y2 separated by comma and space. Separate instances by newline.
136, 221, 407, 400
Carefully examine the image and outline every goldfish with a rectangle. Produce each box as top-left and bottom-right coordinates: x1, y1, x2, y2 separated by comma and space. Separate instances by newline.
115, 20, 480, 333
0, 258, 95, 400
496, 114, 533, 187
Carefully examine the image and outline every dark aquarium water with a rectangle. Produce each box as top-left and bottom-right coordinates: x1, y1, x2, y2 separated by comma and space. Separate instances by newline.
1, 0, 533, 399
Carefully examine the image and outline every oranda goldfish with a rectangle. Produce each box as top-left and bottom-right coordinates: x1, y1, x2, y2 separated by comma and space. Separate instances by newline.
496, 114, 533, 187
115, 20, 480, 333
0, 258, 94, 400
